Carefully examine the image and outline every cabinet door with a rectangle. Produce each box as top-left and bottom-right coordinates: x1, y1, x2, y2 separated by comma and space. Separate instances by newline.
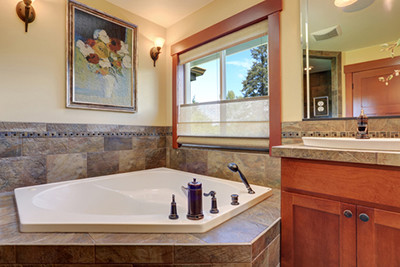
357, 206, 400, 267
281, 192, 356, 267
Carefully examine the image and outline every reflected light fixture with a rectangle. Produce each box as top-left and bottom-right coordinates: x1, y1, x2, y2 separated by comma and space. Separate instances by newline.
334, 0, 358, 7
16, 0, 36, 32
150, 37, 165, 67
304, 66, 314, 72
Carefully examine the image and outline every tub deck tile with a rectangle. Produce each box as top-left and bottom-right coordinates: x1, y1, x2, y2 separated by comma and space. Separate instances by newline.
251, 221, 280, 261
16, 245, 95, 264
0, 246, 15, 264
0, 194, 94, 246
244, 191, 280, 226
174, 244, 252, 264
89, 233, 206, 245
95, 245, 174, 264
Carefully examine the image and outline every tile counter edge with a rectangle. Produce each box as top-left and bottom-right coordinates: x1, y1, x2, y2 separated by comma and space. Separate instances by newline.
271, 144, 400, 167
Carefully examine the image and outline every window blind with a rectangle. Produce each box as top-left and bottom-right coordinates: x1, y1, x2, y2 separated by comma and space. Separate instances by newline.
179, 20, 268, 65
177, 20, 269, 150
178, 97, 269, 150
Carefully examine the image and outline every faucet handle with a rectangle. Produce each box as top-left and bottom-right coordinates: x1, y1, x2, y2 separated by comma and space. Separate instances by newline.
203, 191, 218, 213
203, 190, 216, 197
168, 194, 179, 220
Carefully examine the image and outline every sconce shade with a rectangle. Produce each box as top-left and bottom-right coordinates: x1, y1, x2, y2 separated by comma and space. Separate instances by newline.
150, 37, 165, 67
16, 0, 36, 32
154, 37, 165, 49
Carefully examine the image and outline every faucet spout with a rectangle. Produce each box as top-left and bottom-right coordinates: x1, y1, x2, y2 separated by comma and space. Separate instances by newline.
227, 163, 255, 194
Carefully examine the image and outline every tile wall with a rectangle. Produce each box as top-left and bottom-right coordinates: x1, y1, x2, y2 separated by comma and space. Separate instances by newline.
0, 121, 282, 193
4, 117, 396, 193
166, 141, 281, 189
281, 117, 400, 145
0, 122, 168, 193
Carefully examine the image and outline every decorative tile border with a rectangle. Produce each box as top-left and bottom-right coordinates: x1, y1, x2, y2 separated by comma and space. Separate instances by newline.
0, 122, 172, 139
282, 131, 400, 139
0, 131, 171, 138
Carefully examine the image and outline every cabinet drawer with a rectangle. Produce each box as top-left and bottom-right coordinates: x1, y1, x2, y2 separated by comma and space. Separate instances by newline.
282, 158, 400, 210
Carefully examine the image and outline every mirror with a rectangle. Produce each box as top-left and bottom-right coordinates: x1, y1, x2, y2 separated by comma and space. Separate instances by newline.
301, 0, 400, 119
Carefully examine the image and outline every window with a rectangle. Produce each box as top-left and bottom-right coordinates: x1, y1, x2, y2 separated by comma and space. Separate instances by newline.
176, 21, 269, 150
170, 0, 282, 151
185, 36, 268, 104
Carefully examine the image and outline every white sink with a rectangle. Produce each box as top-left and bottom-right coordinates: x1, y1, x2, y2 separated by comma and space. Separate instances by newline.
302, 137, 400, 151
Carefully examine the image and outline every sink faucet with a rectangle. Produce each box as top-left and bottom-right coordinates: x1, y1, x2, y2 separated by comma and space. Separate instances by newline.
227, 163, 255, 194
356, 108, 370, 139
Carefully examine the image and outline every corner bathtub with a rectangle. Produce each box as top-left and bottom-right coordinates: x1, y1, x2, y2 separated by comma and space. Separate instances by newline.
14, 168, 272, 233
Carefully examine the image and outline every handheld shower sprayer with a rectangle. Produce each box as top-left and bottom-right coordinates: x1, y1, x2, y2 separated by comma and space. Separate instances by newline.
227, 163, 255, 194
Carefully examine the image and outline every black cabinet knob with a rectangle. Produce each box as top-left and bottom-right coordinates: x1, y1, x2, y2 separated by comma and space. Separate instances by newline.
343, 210, 353, 218
359, 213, 370, 222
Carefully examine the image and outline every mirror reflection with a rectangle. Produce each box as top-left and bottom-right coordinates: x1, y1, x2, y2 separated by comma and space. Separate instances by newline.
301, 0, 400, 119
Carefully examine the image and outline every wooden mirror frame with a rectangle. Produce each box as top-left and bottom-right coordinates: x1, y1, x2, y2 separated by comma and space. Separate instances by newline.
170, 0, 283, 154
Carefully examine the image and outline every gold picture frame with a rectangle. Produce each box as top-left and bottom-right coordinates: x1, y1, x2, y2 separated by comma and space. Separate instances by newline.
66, 0, 137, 113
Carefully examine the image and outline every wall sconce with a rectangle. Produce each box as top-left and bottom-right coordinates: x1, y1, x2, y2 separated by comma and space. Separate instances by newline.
150, 37, 165, 67
16, 0, 36, 32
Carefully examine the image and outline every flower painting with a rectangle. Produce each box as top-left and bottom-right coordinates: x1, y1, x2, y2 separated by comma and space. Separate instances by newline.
67, 0, 137, 112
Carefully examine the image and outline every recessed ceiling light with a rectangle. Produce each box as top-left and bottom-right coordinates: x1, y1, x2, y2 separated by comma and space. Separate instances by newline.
334, 0, 358, 7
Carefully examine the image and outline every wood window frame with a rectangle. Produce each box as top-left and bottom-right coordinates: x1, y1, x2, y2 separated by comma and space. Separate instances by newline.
344, 56, 400, 117
170, 0, 282, 155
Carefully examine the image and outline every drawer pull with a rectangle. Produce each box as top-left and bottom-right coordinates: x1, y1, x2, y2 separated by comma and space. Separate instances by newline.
359, 213, 370, 222
343, 210, 353, 218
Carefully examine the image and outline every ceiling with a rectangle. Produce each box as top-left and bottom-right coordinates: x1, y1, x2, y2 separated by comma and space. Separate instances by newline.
106, 0, 215, 28
305, 0, 400, 52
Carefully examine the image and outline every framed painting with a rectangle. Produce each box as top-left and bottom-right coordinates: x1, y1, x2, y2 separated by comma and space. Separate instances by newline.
67, 0, 137, 112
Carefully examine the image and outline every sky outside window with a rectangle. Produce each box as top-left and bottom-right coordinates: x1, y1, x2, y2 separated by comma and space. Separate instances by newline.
190, 54, 220, 103
187, 35, 268, 104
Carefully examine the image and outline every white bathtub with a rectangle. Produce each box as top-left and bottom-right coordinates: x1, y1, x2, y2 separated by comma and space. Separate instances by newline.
14, 168, 272, 233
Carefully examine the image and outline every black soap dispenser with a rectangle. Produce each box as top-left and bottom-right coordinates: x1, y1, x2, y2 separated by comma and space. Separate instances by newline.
186, 178, 204, 220
356, 108, 370, 139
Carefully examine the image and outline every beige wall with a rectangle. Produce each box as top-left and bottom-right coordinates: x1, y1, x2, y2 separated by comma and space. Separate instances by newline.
0, 0, 167, 126
343, 41, 400, 66
280, 0, 303, 122
165, 0, 304, 124
1, 0, 303, 126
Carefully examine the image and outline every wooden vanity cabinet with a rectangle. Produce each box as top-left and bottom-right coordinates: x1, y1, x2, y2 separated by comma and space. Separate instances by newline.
281, 158, 400, 267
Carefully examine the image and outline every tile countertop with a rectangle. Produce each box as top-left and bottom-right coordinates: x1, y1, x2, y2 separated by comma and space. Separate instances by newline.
0, 190, 280, 266
272, 143, 400, 167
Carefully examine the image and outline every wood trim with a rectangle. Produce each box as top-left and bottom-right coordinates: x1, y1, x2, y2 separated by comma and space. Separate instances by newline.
170, 0, 283, 149
356, 206, 375, 267
344, 55, 400, 74
340, 202, 357, 267
281, 191, 294, 267
345, 73, 353, 117
172, 54, 179, 149
268, 12, 282, 154
170, 1, 282, 56
344, 55, 400, 117
292, 192, 340, 214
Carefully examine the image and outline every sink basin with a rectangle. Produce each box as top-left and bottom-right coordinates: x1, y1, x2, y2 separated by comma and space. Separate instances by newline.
302, 137, 400, 151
